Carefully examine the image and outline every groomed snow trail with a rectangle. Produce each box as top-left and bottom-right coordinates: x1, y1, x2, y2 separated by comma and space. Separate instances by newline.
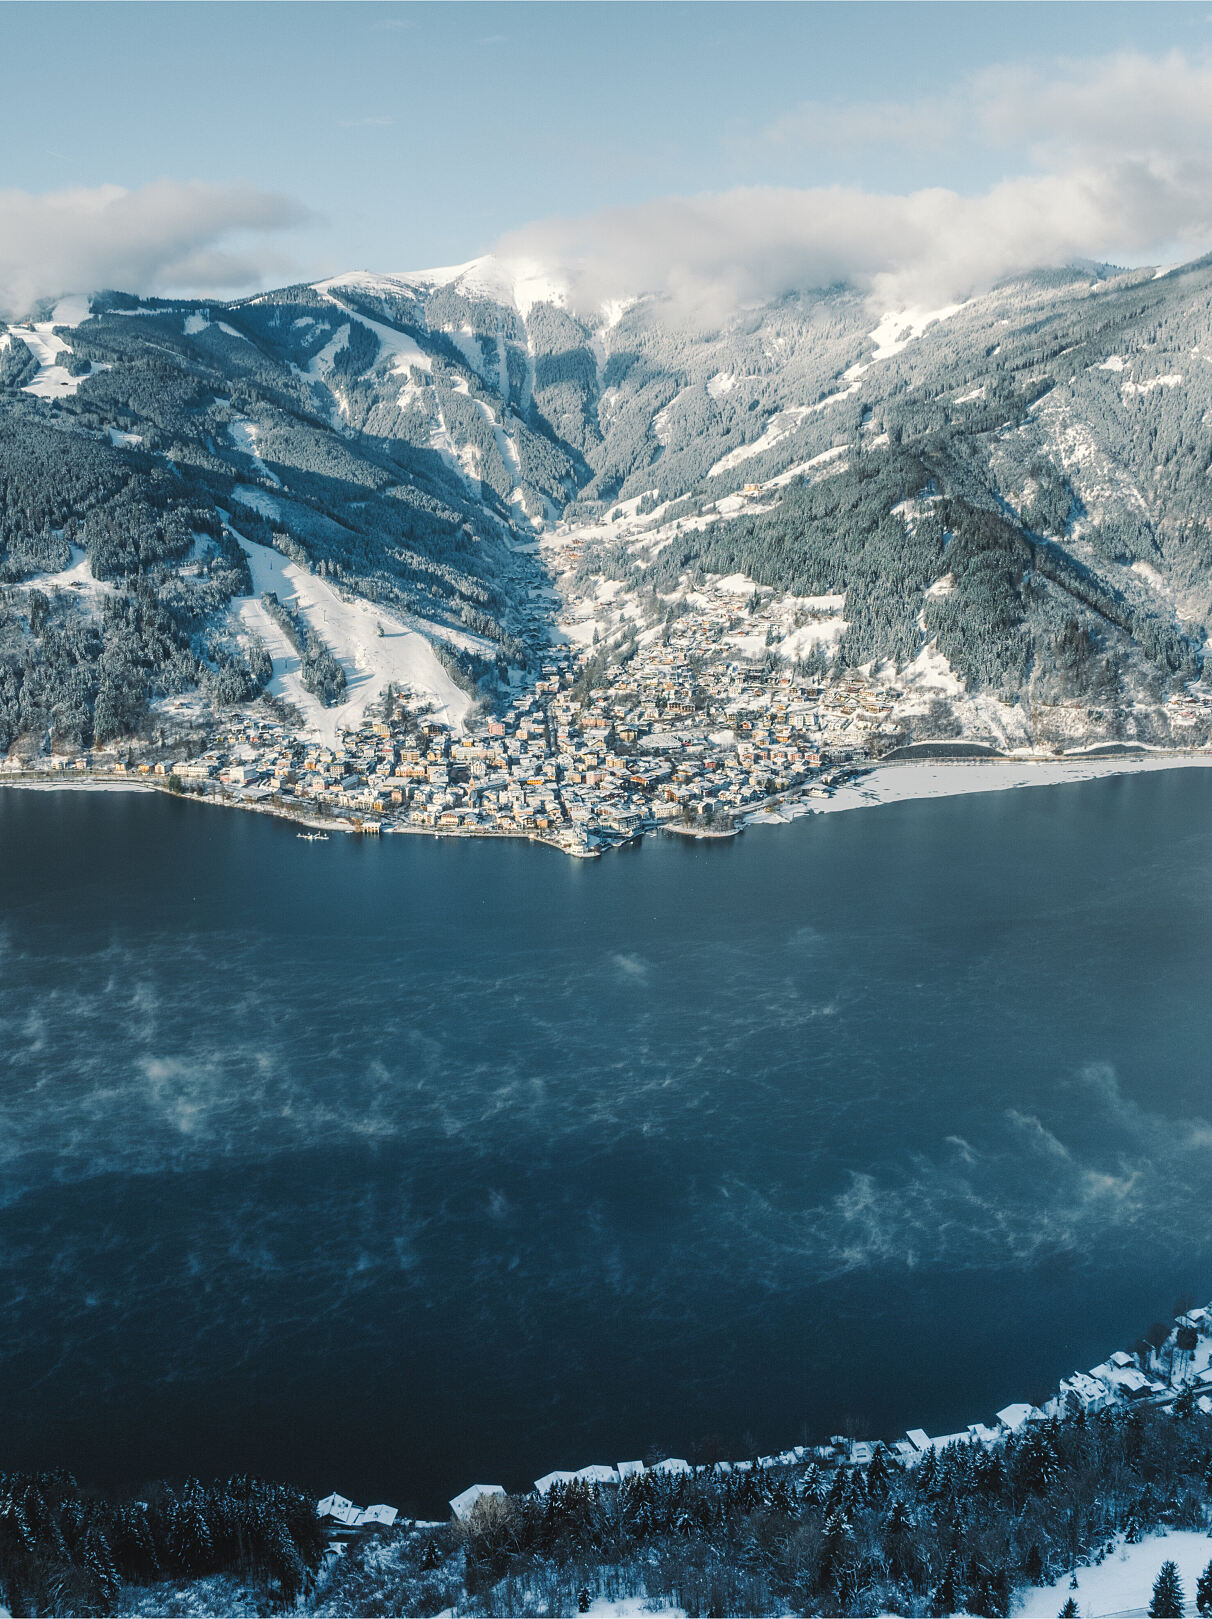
231, 534, 472, 744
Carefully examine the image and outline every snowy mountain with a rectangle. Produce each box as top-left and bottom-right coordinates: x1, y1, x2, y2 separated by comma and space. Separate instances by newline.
2, 249, 1211, 752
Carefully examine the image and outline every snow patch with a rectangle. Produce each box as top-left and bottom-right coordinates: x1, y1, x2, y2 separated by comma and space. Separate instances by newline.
600, 296, 637, 331
228, 420, 282, 487
845, 303, 965, 379
232, 485, 282, 522
1122, 373, 1183, 395
708, 406, 814, 477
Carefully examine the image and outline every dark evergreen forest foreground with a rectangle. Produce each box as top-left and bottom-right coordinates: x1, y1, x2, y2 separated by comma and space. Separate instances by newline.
9, 1402, 1212, 1617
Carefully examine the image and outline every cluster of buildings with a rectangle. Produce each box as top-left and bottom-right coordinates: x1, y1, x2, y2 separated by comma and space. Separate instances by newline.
3, 626, 897, 854
441, 1302, 1212, 1522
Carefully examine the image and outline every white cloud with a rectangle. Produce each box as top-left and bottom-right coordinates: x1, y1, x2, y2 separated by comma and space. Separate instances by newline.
497, 50, 1212, 320
0, 180, 311, 319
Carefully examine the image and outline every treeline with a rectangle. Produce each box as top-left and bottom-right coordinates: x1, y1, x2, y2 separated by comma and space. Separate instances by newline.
260, 592, 346, 706
0, 1471, 327, 1617
431, 1401, 1212, 1617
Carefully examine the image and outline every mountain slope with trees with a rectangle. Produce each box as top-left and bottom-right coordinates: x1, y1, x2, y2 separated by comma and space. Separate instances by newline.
1, 254, 1211, 754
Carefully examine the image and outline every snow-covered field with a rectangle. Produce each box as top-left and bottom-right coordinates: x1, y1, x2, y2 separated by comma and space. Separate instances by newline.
31, 545, 116, 604
1023, 1530, 1212, 1617
746, 754, 1212, 827
231, 534, 472, 743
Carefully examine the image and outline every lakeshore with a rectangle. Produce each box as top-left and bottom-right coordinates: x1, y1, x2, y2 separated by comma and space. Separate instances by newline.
5, 746, 1212, 853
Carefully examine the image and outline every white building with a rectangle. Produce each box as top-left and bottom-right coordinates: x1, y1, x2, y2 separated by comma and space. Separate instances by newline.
450, 1484, 507, 1522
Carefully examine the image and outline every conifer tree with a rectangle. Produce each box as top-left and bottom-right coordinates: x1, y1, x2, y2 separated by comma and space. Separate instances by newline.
929, 1550, 963, 1618
1196, 1557, 1212, 1616
1149, 1560, 1185, 1618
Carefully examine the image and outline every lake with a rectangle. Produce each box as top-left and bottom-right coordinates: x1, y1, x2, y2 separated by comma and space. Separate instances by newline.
2, 772, 1211, 1516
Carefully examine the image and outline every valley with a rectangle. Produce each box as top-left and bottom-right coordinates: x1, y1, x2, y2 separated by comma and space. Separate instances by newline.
2, 253, 1212, 810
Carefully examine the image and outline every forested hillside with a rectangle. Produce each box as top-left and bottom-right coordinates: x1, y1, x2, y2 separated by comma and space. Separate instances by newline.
7, 1402, 1212, 1616
2, 252, 1210, 753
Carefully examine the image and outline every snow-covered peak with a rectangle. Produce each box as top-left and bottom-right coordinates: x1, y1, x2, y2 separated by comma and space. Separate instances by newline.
317, 255, 569, 320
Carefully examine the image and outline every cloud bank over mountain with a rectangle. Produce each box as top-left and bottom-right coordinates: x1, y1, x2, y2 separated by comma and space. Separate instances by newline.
0, 180, 310, 318
496, 50, 1212, 318
5, 51, 1212, 321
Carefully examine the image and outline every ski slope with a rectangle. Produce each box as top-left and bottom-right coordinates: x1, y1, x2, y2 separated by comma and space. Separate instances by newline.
231, 534, 473, 743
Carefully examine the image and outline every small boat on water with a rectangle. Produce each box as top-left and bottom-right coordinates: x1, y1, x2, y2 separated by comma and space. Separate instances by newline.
297, 832, 329, 842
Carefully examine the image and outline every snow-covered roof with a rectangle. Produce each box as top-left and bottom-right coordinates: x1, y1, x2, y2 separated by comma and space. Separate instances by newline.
926, 1431, 971, 1453
534, 1470, 578, 1495
574, 1465, 620, 1487
318, 1493, 352, 1517
616, 1460, 645, 1479
358, 1504, 398, 1527
996, 1403, 1040, 1432
449, 1484, 506, 1521
652, 1457, 691, 1475
966, 1423, 1002, 1445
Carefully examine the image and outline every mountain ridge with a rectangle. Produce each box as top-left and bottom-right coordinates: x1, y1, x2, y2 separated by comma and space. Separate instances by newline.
1, 251, 1211, 758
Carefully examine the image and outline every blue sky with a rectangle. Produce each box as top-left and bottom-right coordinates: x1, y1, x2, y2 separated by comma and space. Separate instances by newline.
2, 2, 1209, 278
3, 2, 1212, 315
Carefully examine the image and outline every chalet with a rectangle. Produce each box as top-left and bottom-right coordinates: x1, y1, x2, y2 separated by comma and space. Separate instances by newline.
995, 1403, 1041, 1434
1059, 1372, 1115, 1413
317, 1493, 398, 1533
450, 1484, 506, 1522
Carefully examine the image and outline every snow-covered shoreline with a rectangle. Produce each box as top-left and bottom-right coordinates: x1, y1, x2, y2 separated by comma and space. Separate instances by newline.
745, 751, 1212, 828
0, 777, 152, 794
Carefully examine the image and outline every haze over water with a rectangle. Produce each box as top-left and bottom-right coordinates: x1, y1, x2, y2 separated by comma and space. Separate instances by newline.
2, 773, 1211, 1515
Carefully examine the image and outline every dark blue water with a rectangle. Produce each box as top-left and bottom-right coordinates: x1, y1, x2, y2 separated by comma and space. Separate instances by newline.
2, 773, 1212, 1515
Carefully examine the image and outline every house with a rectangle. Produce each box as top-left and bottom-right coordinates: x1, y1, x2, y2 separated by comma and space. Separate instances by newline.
966, 1424, 1003, 1446
924, 1432, 972, 1454
904, 1429, 931, 1453
1059, 1372, 1116, 1413
1090, 1362, 1157, 1400
318, 1493, 399, 1532
616, 1461, 645, 1480
534, 1470, 578, 1495
357, 1504, 399, 1528
450, 1484, 507, 1522
996, 1403, 1041, 1433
